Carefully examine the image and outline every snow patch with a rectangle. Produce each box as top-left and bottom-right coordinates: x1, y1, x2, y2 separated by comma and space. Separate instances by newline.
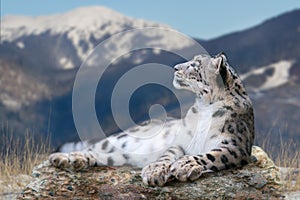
59, 57, 74, 69
241, 60, 294, 92
16, 41, 25, 49
1, 95, 21, 110
153, 48, 162, 55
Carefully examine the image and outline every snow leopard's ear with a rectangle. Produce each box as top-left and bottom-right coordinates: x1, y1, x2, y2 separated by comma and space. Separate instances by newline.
212, 52, 227, 74
214, 52, 230, 89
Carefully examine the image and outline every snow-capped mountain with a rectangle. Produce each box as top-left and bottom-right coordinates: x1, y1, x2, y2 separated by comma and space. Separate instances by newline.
1, 6, 160, 67
0, 7, 300, 150
1, 6, 194, 70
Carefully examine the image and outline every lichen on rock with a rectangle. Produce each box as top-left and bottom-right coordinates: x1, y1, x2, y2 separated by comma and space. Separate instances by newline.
18, 146, 283, 199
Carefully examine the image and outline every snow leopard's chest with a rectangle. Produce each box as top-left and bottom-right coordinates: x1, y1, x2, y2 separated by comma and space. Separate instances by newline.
171, 101, 224, 155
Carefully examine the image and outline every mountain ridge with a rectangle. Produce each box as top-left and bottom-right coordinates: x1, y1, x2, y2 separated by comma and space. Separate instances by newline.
1, 6, 185, 70
202, 8, 300, 72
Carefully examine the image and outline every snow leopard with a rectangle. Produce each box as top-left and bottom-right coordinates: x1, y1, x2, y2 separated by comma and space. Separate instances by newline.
49, 52, 255, 186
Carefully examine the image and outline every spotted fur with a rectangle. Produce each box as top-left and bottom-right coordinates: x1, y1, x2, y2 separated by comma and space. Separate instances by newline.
49, 53, 255, 186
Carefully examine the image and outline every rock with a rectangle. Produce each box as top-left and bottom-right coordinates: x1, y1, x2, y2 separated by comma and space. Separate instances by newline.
280, 167, 300, 199
17, 146, 284, 199
0, 174, 33, 200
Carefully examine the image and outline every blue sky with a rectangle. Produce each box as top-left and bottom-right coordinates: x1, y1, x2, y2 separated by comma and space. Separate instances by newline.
1, 0, 299, 39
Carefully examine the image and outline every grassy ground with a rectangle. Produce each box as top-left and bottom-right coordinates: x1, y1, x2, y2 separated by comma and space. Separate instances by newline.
0, 128, 299, 195
0, 125, 51, 195
260, 132, 300, 192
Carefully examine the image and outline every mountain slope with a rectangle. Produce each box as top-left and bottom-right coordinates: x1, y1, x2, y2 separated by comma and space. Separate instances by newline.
202, 9, 300, 72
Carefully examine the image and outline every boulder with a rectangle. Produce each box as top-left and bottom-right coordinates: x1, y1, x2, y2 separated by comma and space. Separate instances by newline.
18, 146, 283, 199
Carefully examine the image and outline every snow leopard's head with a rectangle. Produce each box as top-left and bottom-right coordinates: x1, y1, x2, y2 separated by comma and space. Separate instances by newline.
173, 53, 242, 99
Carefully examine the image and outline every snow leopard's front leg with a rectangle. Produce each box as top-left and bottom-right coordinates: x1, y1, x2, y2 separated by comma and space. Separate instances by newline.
49, 138, 129, 171
141, 145, 185, 186
169, 146, 250, 182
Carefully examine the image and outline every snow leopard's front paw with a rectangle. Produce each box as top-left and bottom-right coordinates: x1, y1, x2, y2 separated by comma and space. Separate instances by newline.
49, 152, 71, 169
170, 155, 204, 182
141, 162, 171, 186
49, 152, 95, 171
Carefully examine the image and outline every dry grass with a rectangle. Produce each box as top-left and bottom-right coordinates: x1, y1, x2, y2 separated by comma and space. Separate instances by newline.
0, 124, 51, 195
260, 131, 300, 192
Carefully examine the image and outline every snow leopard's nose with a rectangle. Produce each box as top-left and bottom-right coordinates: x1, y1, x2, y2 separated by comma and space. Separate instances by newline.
174, 63, 188, 71
174, 64, 180, 71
